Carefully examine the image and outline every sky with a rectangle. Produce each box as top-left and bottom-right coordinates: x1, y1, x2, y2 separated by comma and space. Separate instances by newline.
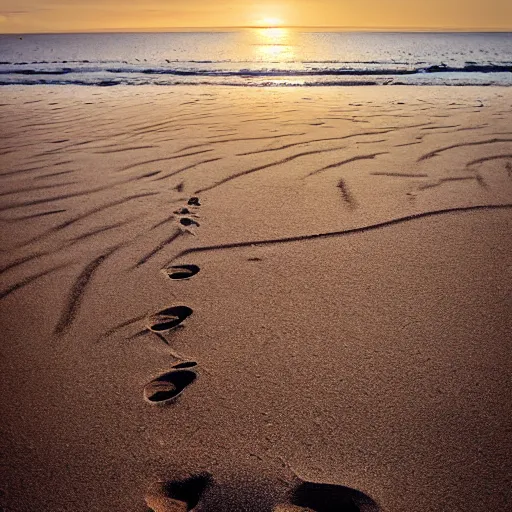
0, 0, 511, 33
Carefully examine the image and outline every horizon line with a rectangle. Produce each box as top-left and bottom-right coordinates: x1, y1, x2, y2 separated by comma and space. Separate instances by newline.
1, 25, 511, 35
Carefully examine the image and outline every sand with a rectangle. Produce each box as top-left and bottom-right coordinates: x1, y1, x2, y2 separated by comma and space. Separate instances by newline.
0, 85, 511, 512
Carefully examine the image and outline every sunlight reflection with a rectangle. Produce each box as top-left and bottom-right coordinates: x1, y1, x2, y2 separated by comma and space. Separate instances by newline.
259, 27, 288, 39
255, 28, 294, 62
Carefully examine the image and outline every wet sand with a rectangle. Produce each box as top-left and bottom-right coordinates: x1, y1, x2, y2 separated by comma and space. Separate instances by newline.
0, 85, 511, 512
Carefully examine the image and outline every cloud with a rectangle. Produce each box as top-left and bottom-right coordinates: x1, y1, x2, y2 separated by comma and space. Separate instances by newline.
0, 5, 48, 18
0, 10, 33, 15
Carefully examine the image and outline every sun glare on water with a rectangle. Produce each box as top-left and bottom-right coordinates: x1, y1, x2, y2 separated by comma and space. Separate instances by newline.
255, 22, 294, 64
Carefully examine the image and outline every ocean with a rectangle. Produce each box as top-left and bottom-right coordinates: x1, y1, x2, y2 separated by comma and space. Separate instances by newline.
0, 30, 511, 87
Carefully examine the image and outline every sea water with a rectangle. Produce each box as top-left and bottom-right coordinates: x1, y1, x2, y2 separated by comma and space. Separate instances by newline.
0, 30, 511, 86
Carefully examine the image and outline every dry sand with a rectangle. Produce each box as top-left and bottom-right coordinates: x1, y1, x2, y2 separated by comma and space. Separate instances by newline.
0, 85, 511, 512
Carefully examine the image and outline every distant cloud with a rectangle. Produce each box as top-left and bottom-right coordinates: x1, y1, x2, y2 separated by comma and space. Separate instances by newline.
0, 10, 32, 15
0, 7, 46, 17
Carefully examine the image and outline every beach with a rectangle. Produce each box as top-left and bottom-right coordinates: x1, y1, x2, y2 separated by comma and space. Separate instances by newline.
1, 85, 511, 512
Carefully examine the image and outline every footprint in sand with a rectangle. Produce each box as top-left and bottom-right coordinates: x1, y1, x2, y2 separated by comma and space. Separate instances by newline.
187, 197, 201, 207
275, 480, 380, 512
180, 218, 200, 227
173, 198, 201, 233
165, 264, 200, 280
144, 365, 197, 405
274, 506, 315, 512
171, 361, 198, 370
147, 305, 193, 333
145, 473, 212, 511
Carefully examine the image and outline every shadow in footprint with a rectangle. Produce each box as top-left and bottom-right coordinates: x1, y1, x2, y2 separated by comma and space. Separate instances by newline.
146, 473, 212, 511
148, 306, 193, 333
144, 369, 197, 405
180, 218, 200, 227
288, 481, 379, 512
188, 197, 201, 207
172, 361, 198, 370
166, 264, 200, 280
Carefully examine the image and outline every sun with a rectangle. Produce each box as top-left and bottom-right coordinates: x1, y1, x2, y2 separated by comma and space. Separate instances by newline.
259, 17, 284, 27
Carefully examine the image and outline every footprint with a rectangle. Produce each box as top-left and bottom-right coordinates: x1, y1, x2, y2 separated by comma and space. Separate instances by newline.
180, 218, 200, 227
274, 506, 315, 512
146, 494, 187, 512
148, 305, 193, 333
174, 207, 191, 215
144, 368, 197, 405
171, 361, 198, 370
278, 481, 379, 512
165, 264, 200, 280
187, 197, 201, 207
146, 473, 212, 511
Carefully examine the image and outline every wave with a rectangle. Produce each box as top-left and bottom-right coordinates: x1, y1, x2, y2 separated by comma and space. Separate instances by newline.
0, 80, 381, 87
0, 62, 511, 76
0, 61, 511, 86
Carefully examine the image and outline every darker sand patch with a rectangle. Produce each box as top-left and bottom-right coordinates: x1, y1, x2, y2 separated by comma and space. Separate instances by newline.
337, 178, 357, 209
174, 181, 185, 192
